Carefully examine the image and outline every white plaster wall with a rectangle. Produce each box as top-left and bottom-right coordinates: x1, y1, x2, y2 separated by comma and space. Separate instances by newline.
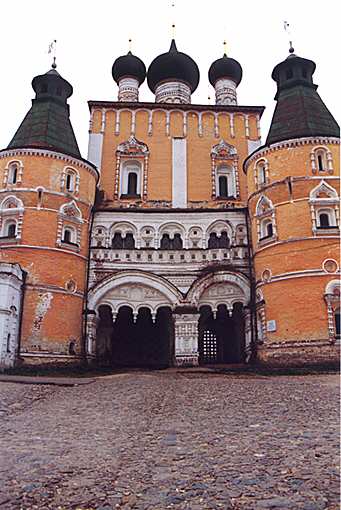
0, 263, 24, 369
172, 138, 187, 208
87, 133, 103, 172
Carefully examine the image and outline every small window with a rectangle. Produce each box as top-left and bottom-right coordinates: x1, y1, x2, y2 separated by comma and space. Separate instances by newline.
257, 165, 266, 185
266, 222, 273, 237
6, 223, 16, 238
127, 172, 138, 195
41, 83, 48, 93
8, 163, 18, 185
319, 213, 330, 228
219, 176, 228, 197
56, 87, 62, 96
66, 173, 74, 192
260, 220, 274, 241
63, 229, 72, 243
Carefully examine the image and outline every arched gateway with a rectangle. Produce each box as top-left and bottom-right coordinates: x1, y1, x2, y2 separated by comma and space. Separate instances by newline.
86, 270, 251, 367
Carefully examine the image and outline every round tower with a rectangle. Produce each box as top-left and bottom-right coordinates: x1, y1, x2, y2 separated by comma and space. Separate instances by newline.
244, 47, 340, 366
147, 39, 200, 103
0, 64, 98, 368
112, 50, 146, 102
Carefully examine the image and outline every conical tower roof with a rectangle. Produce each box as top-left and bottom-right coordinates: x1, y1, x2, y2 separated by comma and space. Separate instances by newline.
7, 64, 81, 158
266, 49, 339, 146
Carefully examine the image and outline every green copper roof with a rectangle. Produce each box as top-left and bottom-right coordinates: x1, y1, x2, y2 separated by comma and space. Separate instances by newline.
7, 67, 81, 158
266, 53, 339, 146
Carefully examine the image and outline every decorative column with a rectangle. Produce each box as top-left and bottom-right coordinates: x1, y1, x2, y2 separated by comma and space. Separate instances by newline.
173, 311, 200, 366
324, 294, 336, 343
85, 310, 98, 361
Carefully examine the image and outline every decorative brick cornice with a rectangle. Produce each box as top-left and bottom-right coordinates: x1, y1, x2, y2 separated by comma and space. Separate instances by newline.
243, 136, 340, 173
0, 148, 99, 181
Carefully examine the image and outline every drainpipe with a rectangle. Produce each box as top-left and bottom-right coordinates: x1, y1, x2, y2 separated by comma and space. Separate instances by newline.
16, 268, 27, 366
81, 203, 95, 366
245, 207, 258, 363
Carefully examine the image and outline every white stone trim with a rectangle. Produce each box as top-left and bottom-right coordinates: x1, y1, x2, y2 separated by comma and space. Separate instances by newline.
172, 138, 187, 208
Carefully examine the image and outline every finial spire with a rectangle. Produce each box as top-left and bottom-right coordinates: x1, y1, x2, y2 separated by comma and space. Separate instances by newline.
171, 1, 176, 39
223, 40, 227, 57
283, 21, 295, 54
128, 38, 132, 53
48, 39, 57, 69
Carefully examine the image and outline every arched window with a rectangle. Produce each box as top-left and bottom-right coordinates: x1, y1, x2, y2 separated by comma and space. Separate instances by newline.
319, 213, 330, 228
257, 164, 266, 185
173, 233, 183, 250
111, 233, 124, 249
121, 161, 142, 197
127, 172, 138, 195
260, 219, 274, 240
8, 163, 18, 185
66, 173, 74, 192
311, 147, 332, 174
216, 165, 235, 198
316, 209, 336, 229
6, 222, 16, 238
160, 234, 170, 250
335, 308, 340, 338
218, 176, 228, 198
123, 233, 135, 249
219, 231, 230, 248
62, 228, 73, 243
208, 232, 219, 249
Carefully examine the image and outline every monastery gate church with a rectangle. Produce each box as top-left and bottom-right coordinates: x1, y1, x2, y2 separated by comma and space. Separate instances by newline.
0, 38, 339, 369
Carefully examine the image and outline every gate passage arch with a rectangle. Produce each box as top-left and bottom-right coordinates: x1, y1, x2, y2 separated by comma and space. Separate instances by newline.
87, 270, 183, 366
186, 271, 251, 365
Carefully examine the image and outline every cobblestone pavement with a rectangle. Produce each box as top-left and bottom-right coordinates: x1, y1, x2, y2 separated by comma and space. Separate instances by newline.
0, 372, 339, 510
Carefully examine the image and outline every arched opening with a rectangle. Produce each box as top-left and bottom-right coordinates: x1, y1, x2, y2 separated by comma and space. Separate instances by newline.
127, 172, 138, 195
319, 213, 330, 228
160, 233, 183, 250
6, 222, 16, 238
8, 164, 18, 185
96, 305, 174, 368
208, 232, 219, 248
218, 175, 228, 197
198, 302, 245, 365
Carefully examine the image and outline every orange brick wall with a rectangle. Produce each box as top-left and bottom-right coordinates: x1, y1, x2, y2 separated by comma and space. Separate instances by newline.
0, 151, 97, 356
246, 140, 340, 346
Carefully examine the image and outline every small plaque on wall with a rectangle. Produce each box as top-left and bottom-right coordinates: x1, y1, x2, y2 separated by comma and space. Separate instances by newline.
267, 320, 277, 332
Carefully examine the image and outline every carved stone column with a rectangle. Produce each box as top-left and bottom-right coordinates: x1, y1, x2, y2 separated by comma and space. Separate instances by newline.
85, 310, 98, 361
173, 312, 200, 366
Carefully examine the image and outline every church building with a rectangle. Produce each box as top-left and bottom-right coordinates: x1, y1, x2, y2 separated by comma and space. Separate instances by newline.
0, 39, 339, 369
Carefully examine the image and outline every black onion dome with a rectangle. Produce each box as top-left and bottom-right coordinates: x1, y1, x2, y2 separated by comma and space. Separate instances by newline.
112, 51, 146, 85
208, 54, 243, 86
147, 39, 200, 93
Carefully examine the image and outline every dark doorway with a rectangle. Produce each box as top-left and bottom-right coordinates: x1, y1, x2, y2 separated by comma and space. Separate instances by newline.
198, 303, 245, 364
96, 305, 173, 368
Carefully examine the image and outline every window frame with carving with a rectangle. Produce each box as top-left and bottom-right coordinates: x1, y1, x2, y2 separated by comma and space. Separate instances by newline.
211, 139, 239, 200
57, 200, 83, 252
310, 146, 333, 174
0, 195, 24, 244
115, 135, 149, 201
60, 166, 80, 195
255, 195, 277, 245
253, 158, 269, 189
309, 180, 339, 236
3, 160, 24, 188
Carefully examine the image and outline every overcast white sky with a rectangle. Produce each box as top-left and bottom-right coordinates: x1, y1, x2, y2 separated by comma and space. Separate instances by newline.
1, 0, 339, 157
